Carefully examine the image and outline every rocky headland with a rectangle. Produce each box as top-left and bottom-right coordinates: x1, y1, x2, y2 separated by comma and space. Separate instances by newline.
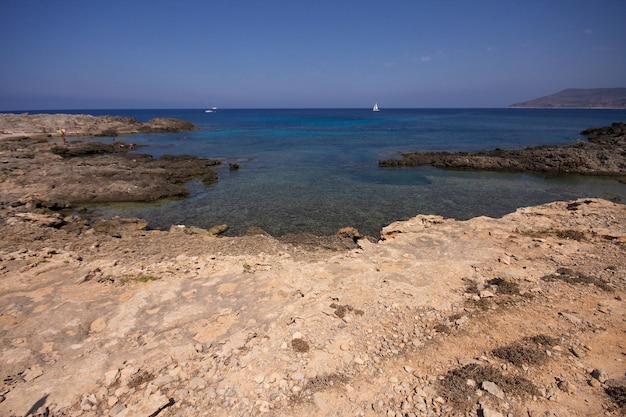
0, 114, 625, 417
379, 122, 626, 177
509, 88, 626, 109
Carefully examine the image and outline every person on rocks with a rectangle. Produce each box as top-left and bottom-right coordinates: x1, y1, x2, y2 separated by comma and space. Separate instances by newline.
61, 129, 67, 146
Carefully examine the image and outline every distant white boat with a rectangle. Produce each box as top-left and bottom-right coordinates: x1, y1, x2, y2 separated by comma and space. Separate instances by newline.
373, 103, 380, 112
205, 107, 218, 113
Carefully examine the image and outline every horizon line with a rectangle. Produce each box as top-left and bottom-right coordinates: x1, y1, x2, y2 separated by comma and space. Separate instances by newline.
4, 106, 625, 112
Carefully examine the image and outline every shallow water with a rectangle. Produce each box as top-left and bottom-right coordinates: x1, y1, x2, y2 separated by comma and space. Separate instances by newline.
57, 108, 626, 236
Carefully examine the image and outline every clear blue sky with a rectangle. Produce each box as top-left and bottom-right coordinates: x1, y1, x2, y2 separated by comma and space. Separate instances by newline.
1, 0, 625, 110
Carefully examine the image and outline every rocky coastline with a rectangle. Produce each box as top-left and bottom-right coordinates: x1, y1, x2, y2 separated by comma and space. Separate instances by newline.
379, 122, 626, 178
0, 113, 196, 138
0, 113, 219, 209
0, 114, 625, 417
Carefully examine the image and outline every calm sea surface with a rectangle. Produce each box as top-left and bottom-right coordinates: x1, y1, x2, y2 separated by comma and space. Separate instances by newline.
46, 108, 626, 236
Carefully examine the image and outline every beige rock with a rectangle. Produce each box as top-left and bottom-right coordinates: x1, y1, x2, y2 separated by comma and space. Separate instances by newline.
89, 317, 107, 333
0, 197, 624, 417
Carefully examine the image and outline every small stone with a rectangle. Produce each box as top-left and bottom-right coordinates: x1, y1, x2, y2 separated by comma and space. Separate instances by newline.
588, 378, 602, 387
80, 393, 98, 411
354, 356, 365, 365
403, 365, 414, 374
208, 224, 228, 235
22, 365, 43, 382
481, 407, 504, 417
479, 290, 496, 298
105, 369, 120, 387
590, 368, 608, 383
120, 367, 140, 386
337, 227, 362, 241
482, 381, 505, 400
570, 346, 585, 358
558, 311, 582, 325
557, 380, 576, 394
254, 374, 265, 384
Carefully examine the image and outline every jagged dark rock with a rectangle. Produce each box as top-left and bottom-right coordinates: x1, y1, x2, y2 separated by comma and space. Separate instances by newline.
379, 122, 626, 176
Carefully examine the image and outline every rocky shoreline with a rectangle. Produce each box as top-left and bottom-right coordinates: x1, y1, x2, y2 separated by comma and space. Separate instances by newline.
0, 198, 624, 417
0, 114, 625, 416
0, 113, 220, 209
0, 113, 196, 138
379, 122, 626, 177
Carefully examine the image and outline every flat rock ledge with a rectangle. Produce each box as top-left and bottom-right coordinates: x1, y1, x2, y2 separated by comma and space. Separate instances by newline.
379, 122, 626, 176
0, 198, 625, 417
0, 113, 196, 138
0, 131, 219, 208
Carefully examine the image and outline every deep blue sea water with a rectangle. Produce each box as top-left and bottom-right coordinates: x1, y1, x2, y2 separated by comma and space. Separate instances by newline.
38, 108, 626, 236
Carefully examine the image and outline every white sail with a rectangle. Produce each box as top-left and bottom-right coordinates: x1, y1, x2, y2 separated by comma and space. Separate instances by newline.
373, 103, 380, 112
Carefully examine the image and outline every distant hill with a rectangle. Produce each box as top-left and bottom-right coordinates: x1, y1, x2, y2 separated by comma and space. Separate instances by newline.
509, 88, 626, 108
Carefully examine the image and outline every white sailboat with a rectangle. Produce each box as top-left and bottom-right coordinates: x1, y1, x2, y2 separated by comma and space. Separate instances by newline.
372, 102, 380, 112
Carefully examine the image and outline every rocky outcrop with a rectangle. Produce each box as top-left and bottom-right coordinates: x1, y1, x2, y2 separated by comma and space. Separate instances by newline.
379, 122, 626, 176
0, 114, 210, 206
0, 134, 220, 208
509, 88, 626, 108
141, 117, 196, 133
0, 198, 624, 417
581, 121, 626, 140
0, 113, 197, 138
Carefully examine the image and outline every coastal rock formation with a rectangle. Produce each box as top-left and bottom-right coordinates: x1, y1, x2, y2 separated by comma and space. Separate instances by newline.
0, 113, 196, 137
0, 130, 219, 208
0, 198, 624, 417
1, 114, 625, 416
509, 88, 626, 108
379, 122, 626, 176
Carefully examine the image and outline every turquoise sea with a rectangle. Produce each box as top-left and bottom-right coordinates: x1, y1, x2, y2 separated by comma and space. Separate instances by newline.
43, 108, 626, 236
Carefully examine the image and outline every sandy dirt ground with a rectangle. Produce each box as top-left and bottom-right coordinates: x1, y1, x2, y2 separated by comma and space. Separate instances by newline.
0, 198, 624, 417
